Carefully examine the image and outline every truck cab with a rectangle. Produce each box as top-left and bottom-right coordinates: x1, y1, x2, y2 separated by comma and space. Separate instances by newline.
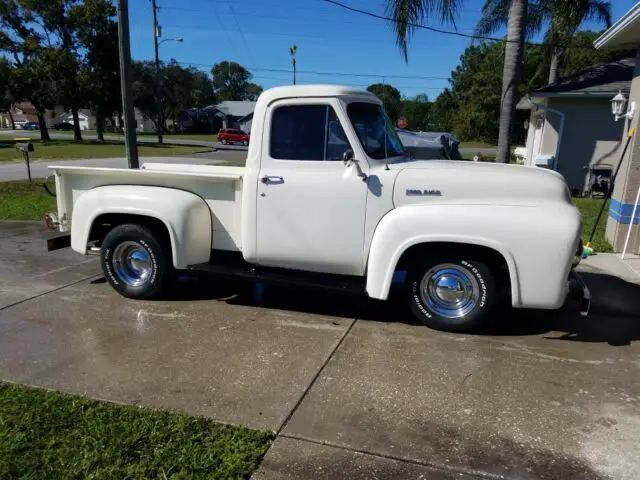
47, 85, 584, 332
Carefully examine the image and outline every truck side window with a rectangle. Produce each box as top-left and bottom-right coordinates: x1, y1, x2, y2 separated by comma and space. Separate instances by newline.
270, 105, 349, 161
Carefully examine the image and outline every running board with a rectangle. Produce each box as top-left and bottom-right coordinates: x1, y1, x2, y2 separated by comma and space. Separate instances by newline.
187, 262, 366, 295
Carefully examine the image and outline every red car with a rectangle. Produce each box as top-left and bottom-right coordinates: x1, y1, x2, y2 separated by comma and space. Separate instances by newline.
218, 128, 250, 146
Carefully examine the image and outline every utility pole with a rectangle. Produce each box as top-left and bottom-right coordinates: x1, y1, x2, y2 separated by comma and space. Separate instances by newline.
151, 0, 163, 144
117, 0, 139, 168
289, 45, 297, 85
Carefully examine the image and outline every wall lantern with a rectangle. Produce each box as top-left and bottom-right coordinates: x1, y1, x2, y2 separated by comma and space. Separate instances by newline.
611, 91, 636, 122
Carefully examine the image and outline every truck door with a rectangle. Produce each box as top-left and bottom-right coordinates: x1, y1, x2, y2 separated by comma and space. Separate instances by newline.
256, 99, 368, 276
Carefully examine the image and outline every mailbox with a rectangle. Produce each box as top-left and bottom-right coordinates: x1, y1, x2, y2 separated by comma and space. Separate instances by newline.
15, 142, 35, 182
15, 142, 34, 153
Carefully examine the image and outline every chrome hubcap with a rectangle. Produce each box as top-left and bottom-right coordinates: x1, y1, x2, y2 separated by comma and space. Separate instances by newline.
420, 264, 480, 319
112, 241, 153, 287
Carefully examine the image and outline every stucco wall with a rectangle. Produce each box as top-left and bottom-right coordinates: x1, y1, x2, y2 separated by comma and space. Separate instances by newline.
607, 50, 640, 253
539, 97, 624, 192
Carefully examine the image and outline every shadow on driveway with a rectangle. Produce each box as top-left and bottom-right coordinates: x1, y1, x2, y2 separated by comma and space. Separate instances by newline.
102, 269, 640, 347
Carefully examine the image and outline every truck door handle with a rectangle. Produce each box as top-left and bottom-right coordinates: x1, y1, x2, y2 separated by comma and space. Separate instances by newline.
261, 175, 284, 185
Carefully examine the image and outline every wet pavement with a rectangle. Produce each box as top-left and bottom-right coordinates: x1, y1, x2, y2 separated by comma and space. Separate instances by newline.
1, 221, 640, 479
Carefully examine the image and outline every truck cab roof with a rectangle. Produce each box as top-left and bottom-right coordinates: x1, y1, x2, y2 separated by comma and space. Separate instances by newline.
257, 84, 380, 103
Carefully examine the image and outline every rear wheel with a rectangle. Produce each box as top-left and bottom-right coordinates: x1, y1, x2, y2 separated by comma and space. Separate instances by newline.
407, 256, 496, 332
101, 224, 171, 299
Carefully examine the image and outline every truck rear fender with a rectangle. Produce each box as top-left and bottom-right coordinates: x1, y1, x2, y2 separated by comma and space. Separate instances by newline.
71, 185, 212, 269
366, 204, 580, 308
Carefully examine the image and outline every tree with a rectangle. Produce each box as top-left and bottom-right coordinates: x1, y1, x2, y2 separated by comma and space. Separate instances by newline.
211, 61, 262, 101
73, 0, 121, 142
366, 83, 402, 123
431, 89, 457, 134
401, 94, 431, 131
133, 60, 217, 131
386, 0, 528, 163
475, 0, 612, 85
0, 0, 55, 140
0, 58, 14, 127
26, 0, 86, 141
556, 30, 633, 79
245, 83, 263, 101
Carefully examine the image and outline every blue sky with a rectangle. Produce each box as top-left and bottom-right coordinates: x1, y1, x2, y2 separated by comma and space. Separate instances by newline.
128, 0, 639, 99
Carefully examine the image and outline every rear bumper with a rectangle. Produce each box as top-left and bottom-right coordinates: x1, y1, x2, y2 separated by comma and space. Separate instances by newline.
47, 234, 71, 252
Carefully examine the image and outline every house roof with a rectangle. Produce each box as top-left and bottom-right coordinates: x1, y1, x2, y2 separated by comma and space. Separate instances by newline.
529, 54, 635, 99
203, 101, 256, 118
595, 2, 640, 49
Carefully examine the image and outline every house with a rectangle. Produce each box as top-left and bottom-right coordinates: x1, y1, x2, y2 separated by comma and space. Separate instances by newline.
177, 101, 256, 133
111, 108, 156, 133
238, 112, 253, 133
594, 2, 640, 256
56, 109, 96, 130
517, 55, 633, 194
0, 102, 64, 129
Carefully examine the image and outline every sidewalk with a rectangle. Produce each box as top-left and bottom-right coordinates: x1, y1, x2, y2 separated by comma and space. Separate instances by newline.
579, 252, 640, 285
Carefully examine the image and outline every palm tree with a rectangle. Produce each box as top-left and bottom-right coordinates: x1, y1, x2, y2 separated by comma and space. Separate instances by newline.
475, 0, 612, 85
386, 0, 528, 164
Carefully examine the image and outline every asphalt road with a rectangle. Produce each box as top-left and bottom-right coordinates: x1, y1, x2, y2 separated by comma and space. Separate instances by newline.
0, 129, 497, 154
1, 221, 640, 479
0, 148, 248, 181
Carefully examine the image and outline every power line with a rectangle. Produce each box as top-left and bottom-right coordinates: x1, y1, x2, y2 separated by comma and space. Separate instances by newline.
172, 61, 450, 81
319, 0, 598, 50
250, 74, 445, 90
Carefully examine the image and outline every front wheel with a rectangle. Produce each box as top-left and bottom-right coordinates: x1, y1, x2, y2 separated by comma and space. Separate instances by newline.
407, 256, 496, 332
221, 138, 228, 145
101, 224, 171, 299
242, 140, 249, 146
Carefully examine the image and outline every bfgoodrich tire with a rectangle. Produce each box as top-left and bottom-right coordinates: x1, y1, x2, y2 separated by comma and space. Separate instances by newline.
101, 224, 170, 299
407, 256, 496, 332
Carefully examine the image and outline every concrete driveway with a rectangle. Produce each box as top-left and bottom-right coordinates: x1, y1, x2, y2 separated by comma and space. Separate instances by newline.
1, 221, 640, 479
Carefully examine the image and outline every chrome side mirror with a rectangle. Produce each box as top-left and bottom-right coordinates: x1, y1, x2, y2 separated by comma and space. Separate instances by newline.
342, 149, 367, 181
342, 148, 354, 166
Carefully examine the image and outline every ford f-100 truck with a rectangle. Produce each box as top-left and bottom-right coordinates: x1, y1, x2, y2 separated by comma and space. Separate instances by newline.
45, 85, 585, 332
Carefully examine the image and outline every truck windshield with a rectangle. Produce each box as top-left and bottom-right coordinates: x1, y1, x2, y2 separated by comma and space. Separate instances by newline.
346, 102, 405, 160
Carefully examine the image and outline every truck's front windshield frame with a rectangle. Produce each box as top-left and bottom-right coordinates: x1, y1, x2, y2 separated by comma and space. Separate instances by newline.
346, 102, 405, 160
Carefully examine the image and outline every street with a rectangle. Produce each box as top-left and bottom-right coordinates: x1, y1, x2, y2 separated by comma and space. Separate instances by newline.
0, 149, 248, 181
1, 221, 639, 479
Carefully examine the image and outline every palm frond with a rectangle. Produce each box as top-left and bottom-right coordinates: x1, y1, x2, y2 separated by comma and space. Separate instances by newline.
473, 0, 512, 38
586, 0, 612, 28
385, 0, 462, 61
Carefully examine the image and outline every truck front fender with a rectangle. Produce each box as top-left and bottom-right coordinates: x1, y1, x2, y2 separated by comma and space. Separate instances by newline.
71, 185, 212, 269
366, 203, 581, 310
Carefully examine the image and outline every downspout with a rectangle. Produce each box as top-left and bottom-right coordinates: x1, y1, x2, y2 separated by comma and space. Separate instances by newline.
530, 97, 565, 171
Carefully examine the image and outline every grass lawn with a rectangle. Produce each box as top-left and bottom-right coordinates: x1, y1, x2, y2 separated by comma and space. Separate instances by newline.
0, 139, 208, 162
0, 382, 273, 479
0, 179, 56, 220
574, 197, 613, 253
459, 141, 497, 149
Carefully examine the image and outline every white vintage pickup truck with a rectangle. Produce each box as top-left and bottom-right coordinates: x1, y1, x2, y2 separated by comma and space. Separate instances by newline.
46, 85, 585, 332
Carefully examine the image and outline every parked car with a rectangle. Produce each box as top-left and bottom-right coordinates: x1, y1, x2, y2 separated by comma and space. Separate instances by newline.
22, 122, 40, 130
46, 85, 586, 333
52, 122, 74, 131
218, 128, 250, 146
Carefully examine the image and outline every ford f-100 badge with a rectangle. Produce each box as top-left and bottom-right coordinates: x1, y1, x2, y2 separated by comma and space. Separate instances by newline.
406, 189, 442, 196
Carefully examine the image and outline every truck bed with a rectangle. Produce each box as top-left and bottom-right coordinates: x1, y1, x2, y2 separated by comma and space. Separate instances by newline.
50, 162, 245, 252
